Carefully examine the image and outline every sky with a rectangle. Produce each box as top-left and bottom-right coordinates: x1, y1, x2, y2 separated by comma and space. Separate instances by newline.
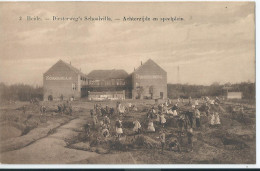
0, 1, 255, 86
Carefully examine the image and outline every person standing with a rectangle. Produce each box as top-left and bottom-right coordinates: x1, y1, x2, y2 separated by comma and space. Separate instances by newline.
103, 115, 111, 130
205, 103, 210, 117
160, 130, 166, 153
133, 119, 141, 134
171, 103, 178, 116
105, 105, 110, 115
210, 112, 216, 126
92, 111, 98, 128
104, 115, 110, 125
160, 113, 166, 128
68, 102, 72, 115
109, 107, 114, 117
177, 115, 185, 144
195, 108, 201, 128
194, 99, 199, 106
116, 101, 120, 114
186, 105, 195, 128
158, 104, 162, 114
187, 128, 193, 152
102, 128, 110, 140
147, 118, 155, 132
188, 96, 192, 105
115, 118, 123, 138
215, 112, 221, 125
177, 115, 184, 135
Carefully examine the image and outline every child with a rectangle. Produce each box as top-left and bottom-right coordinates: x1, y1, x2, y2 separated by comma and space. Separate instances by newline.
205, 103, 210, 117
187, 128, 193, 152
160, 114, 166, 127
147, 109, 153, 119
104, 115, 110, 125
90, 109, 94, 117
152, 106, 156, 114
194, 99, 199, 106
133, 119, 141, 134
102, 128, 110, 139
177, 115, 185, 136
147, 119, 155, 132
109, 107, 114, 117
115, 118, 123, 138
169, 139, 181, 152
160, 130, 166, 153
210, 112, 216, 126
171, 103, 178, 116
195, 108, 201, 128
215, 112, 221, 125
92, 113, 98, 128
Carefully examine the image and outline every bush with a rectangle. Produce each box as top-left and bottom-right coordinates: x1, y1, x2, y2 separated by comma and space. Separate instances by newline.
134, 135, 145, 146
109, 140, 128, 151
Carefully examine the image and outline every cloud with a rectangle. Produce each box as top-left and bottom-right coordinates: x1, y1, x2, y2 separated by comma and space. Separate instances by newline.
0, 1, 255, 85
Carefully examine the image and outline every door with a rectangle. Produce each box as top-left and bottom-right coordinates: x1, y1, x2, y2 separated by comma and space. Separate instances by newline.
160, 92, 163, 99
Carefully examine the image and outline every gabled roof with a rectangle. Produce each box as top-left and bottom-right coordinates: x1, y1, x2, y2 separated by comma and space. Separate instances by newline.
44, 60, 86, 76
133, 59, 166, 74
87, 69, 129, 80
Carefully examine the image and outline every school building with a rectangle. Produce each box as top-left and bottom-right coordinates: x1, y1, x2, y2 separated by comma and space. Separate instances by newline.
86, 69, 131, 100
131, 59, 167, 100
43, 60, 88, 101
43, 59, 167, 101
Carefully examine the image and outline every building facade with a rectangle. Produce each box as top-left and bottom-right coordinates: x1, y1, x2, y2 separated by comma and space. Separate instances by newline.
43, 60, 88, 101
43, 59, 167, 101
131, 59, 167, 99
86, 69, 131, 99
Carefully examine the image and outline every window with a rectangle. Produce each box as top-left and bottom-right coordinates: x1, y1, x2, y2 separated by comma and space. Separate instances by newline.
72, 83, 77, 90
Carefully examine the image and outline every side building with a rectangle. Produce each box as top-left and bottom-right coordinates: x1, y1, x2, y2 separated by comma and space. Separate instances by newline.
43, 60, 88, 101
131, 59, 167, 99
86, 69, 131, 100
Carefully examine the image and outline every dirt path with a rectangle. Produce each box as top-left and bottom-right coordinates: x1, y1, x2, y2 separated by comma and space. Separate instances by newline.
0, 115, 99, 164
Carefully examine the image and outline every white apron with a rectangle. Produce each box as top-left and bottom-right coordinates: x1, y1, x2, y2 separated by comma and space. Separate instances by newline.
148, 122, 155, 132
210, 114, 216, 125
133, 121, 141, 132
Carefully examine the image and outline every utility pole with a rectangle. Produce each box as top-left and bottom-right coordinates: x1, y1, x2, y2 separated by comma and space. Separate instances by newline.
177, 65, 180, 84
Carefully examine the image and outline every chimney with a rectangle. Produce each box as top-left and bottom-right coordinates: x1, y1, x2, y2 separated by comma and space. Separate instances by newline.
134, 68, 135, 71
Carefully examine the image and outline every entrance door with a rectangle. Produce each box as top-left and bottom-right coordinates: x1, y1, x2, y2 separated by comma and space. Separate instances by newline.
160, 92, 163, 99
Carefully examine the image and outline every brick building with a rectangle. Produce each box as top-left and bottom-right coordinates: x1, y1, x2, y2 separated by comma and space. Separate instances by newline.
43, 59, 167, 101
86, 69, 132, 100
43, 60, 88, 101
131, 59, 167, 99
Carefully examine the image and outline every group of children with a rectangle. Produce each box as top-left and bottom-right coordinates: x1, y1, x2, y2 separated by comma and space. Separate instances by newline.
88, 97, 222, 153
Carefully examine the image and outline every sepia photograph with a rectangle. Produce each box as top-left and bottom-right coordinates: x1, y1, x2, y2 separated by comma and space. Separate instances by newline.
0, 1, 256, 166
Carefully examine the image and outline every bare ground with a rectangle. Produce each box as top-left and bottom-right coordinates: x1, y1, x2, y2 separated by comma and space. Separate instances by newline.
0, 99, 256, 164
